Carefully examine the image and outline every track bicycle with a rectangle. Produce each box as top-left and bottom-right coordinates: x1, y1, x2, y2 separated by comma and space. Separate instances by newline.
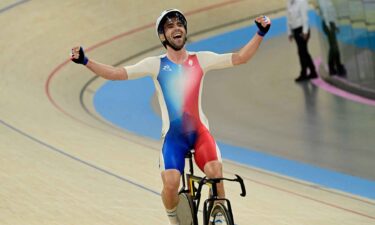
176, 150, 246, 225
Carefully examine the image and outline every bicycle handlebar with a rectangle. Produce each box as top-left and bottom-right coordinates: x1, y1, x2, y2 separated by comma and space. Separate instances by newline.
234, 174, 247, 197
194, 174, 246, 200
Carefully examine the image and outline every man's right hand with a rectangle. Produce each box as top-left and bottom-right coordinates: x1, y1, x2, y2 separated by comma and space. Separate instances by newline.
71, 46, 89, 65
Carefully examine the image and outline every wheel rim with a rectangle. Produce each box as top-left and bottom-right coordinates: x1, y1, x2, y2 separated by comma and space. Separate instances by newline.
212, 212, 228, 224
209, 203, 232, 225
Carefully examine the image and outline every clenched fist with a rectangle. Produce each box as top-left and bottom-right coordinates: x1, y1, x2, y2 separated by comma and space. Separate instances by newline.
255, 16, 271, 37
70, 46, 88, 65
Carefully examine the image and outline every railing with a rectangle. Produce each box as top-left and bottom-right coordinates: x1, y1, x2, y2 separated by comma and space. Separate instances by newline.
314, 0, 375, 93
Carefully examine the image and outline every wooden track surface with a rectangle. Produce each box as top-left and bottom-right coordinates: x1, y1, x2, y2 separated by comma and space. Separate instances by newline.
1, 1, 374, 224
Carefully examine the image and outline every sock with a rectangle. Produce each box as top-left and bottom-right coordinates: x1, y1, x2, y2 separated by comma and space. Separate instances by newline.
166, 206, 179, 225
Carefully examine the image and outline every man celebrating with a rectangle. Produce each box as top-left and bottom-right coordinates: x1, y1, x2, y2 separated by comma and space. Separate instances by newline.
71, 9, 270, 225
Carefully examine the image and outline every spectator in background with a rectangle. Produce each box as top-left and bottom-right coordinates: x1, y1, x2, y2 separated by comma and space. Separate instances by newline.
318, 0, 346, 76
287, 0, 318, 82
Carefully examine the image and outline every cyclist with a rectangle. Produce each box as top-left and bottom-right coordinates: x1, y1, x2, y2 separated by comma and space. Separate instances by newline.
71, 9, 271, 225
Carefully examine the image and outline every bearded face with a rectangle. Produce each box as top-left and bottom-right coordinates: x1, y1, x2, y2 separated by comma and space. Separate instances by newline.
162, 17, 187, 51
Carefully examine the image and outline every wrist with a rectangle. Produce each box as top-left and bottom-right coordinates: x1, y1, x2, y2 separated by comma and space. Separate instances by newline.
257, 30, 266, 37
83, 57, 89, 65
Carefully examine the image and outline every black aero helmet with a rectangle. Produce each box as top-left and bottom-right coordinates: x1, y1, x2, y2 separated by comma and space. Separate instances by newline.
156, 9, 187, 48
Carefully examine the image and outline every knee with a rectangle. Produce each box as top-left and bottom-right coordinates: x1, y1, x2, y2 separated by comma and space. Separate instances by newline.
163, 180, 179, 194
162, 170, 180, 194
204, 161, 223, 178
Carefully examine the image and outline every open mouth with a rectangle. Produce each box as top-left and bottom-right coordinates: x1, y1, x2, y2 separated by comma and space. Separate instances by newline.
173, 33, 183, 40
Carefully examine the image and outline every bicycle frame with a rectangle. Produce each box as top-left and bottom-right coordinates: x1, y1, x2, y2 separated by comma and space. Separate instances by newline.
179, 151, 246, 225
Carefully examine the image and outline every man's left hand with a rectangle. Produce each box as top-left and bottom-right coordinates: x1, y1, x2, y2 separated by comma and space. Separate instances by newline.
255, 16, 271, 37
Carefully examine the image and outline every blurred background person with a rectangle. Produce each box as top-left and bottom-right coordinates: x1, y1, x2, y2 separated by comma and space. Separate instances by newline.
318, 0, 347, 76
287, 0, 318, 82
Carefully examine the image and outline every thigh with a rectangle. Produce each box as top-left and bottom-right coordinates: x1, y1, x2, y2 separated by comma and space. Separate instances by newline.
193, 130, 221, 172
160, 132, 189, 174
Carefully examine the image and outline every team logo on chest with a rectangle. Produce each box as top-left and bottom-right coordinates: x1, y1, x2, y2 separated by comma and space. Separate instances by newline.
163, 65, 172, 72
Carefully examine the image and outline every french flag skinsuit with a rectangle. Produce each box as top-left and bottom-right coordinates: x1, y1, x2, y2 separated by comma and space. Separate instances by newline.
124, 51, 233, 174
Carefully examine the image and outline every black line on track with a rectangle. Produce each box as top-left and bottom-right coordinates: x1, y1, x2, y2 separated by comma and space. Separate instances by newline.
0, 119, 160, 196
0, 0, 30, 14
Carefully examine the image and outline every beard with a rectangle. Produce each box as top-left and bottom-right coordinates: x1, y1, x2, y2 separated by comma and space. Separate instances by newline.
166, 36, 187, 51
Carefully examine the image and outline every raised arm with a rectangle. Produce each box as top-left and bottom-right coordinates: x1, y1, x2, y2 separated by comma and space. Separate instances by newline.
232, 16, 271, 65
70, 46, 128, 80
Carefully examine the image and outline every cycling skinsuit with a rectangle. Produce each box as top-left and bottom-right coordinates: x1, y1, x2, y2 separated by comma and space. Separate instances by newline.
124, 51, 233, 174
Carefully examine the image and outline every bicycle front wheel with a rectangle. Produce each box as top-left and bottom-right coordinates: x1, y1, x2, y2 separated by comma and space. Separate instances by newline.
208, 203, 234, 225
177, 193, 198, 225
